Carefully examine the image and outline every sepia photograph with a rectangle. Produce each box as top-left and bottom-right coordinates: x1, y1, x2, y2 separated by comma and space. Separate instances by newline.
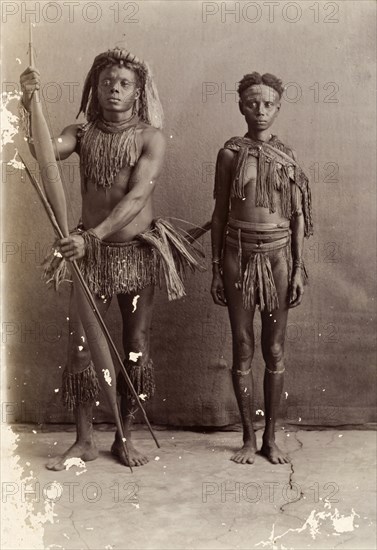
1, 0, 376, 548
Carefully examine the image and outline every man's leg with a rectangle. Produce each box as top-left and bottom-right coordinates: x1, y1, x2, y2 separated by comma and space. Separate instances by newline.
112, 284, 155, 467
223, 247, 257, 464
260, 249, 290, 464
47, 283, 112, 471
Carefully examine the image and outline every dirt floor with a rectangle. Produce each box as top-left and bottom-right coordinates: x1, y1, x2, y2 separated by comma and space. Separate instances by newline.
1, 425, 376, 549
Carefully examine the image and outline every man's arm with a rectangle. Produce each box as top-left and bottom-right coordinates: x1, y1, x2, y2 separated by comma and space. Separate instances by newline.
20, 66, 78, 160
91, 128, 166, 240
210, 148, 233, 306
59, 127, 165, 261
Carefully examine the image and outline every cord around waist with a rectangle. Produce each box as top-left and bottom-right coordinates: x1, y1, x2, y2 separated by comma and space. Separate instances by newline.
226, 233, 290, 253
228, 217, 290, 232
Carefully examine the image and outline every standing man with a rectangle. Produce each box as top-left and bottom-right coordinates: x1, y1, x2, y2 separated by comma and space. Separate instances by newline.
211, 72, 313, 465
20, 48, 201, 469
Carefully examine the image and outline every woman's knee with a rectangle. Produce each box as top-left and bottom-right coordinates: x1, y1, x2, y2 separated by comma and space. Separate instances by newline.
232, 329, 254, 363
263, 342, 284, 370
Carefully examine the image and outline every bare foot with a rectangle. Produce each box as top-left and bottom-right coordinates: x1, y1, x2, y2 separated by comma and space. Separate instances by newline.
231, 441, 257, 464
261, 440, 290, 464
46, 440, 98, 471
111, 440, 149, 467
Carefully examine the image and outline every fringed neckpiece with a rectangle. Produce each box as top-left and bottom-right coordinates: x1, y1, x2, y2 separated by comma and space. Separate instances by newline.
78, 120, 139, 190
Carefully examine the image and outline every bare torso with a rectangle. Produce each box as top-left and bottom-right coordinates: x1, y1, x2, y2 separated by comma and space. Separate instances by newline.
62, 122, 157, 242
229, 154, 287, 225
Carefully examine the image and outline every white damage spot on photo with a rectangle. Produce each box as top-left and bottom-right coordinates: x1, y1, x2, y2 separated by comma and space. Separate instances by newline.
256, 409, 265, 416
129, 351, 142, 362
132, 295, 140, 313
44, 481, 63, 500
255, 503, 360, 548
7, 150, 25, 170
1, 425, 58, 549
1, 90, 22, 147
102, 369, 112, 386
64, 457, 87, 476
53, 249, 63, 258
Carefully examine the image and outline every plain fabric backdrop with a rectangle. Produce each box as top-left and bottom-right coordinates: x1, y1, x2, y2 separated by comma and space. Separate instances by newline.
2, 0, 376, 426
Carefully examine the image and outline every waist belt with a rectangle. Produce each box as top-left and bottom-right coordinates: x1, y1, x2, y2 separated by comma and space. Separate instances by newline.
227, 218, 290, 231
226, 219, 291, 253
225, 219, 291, 311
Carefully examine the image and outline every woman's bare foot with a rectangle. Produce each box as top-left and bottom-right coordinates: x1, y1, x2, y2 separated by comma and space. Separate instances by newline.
231, 437, 257, 464
111, 439, 149, 467
46, 440, 98, 471
261, 440, 290, 464
231, 442, 257, 464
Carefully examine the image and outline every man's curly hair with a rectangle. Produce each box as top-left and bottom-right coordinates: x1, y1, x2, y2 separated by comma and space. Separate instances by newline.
238, 72, 284, 98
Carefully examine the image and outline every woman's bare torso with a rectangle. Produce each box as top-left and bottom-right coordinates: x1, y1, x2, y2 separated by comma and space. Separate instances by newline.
229, 155, 287, 225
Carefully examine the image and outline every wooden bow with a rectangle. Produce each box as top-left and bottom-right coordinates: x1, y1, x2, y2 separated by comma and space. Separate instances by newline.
24, 25, 159, 471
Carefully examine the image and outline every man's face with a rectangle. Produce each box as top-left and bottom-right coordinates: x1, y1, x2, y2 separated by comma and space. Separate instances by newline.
239, 84, 280, 131
97, 65, 140, 114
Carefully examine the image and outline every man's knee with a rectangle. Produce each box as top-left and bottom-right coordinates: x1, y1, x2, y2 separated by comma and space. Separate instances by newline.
263, 342, 284, 370
124, 334, 149, 363
68, 340, 91, 371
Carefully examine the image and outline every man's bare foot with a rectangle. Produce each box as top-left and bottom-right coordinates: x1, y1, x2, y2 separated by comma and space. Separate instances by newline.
231, 441, 257, 464
261, 440, 290, 464
46, 440, 99, 471
111, 440, 149, 467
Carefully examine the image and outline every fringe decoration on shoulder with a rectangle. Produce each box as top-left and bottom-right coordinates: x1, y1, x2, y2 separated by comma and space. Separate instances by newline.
117, 359, 156, 402
143, 62, 164, 129
223, 135, 313, 237
294, 168, 313, 238
271, 136, 313, 237
62, 361, 100, 410
79, 122, 139, 190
